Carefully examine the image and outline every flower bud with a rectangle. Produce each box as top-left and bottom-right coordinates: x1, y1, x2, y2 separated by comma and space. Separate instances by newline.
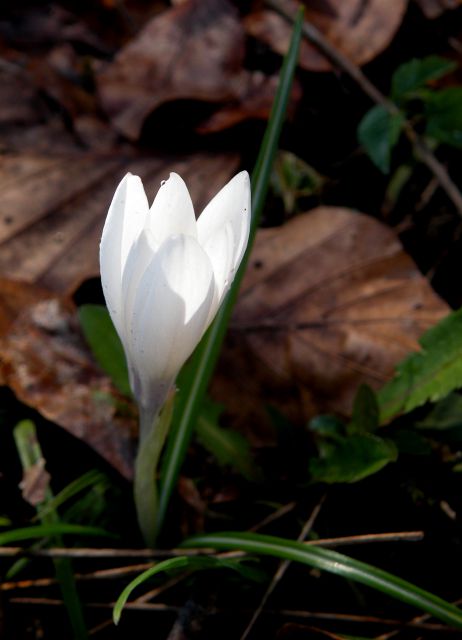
100, 170, 251, 418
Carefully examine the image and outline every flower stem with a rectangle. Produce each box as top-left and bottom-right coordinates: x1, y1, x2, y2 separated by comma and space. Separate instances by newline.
134, 395, 174, 547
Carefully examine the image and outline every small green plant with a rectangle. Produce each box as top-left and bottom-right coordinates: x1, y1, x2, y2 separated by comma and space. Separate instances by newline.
358, 55, 460, 173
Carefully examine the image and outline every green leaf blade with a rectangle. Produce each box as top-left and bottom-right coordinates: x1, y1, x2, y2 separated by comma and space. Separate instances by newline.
155, 8, 305, 538
378, 307, 462, 422
0, 524, 114, 546
425, 87, 462, 148
113, 556, 190, 625
196, 412, 258, 482
391, 56, 457, 103
78, 304, 131, 397
183, 531, 462, 631
358, 105, 404, 173
309, 433, 397, 484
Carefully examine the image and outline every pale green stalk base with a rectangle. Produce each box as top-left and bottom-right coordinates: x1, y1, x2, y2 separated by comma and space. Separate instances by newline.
134, 396, 174, 547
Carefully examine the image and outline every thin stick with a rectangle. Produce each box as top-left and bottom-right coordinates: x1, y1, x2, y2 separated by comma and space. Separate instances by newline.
265, 0, 462, 217
0, 547, 199, 559
273, 609, 457, 633
1, 563, 155, 591
0, 531, 424, 560
374, 597, 462, 639
308, 530, 424, 547
239, 496, 326, 640
9, 598, 456, 633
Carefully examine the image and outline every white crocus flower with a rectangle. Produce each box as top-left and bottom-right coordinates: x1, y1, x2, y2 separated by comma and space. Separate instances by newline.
100, 171, 251, 426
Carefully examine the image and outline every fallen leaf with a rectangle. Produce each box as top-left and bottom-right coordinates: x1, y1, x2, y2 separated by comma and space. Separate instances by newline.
0, 151, 240, 295
197, 72, 301, 134
413, 0, 462, 18
212, 207, 449, 442
244, 0, 408, 72
0, 66, 42, 131
96, 0, 285, 139
0, 294, 137, 479
0, 5, 109, 53
0, 279, 51, 340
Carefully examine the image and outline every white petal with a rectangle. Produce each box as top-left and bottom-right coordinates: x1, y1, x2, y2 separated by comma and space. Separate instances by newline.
197, 171, 251, 273
201, 221, 234, 322
127, 234, 215, 411
148, 172, 197, 245
100, 173, 149, 334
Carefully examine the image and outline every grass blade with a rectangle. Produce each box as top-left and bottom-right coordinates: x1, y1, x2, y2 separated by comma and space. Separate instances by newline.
113, 556, 190, 624
156, 7, 305, 538
14, 420, 89, 639
184, 531, 462, 631
0, 523, 113, 545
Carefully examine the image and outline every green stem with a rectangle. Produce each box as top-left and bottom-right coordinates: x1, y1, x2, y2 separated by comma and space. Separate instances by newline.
134, 398, 174, 547
156, 8, 305, 538
13, 420, 88, 640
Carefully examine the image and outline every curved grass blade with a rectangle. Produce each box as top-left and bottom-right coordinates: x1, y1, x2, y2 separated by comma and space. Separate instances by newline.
114, 556, 190, 624
32, 470, 106, 523
113, 554, 257, 624
183, 531, 462, 631
156, 7, 305, 539
14, 419, 92, 640
0, 524, 114, 546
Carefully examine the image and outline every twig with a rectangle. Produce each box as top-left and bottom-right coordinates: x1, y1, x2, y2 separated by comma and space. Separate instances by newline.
0, 563, 155, 591
374, 597, 462, 639
0, 531, 424, 562
239, 496, 326, 640
265, 0, 462, 218
9, 598, 456, 633
272, 609, 458, 633
308, 530, 424, 547
249, 501, 297, 532
0, 547, 200, 559
9, 597, 179, 613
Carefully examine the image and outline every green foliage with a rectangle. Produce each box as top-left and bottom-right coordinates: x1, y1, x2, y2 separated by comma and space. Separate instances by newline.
184, 531, 462, 630
348, 384, 379, 434
78, 304, 131, 397
308, 386, 396, 483
425, 87, 462, 147
378, 307, 462, 422
0, 524, 113, 546
156, 10, 305, 538
113, 555, 264, 624
14, 420, 88, 639
415, 392, 462, 430
309, 421, 397, 483
33, 470, 108, 523
358, 55, 460, 173
357, 105, 404, 173
196, 399, 259, 481
391, 55, 457, 103
271, 150, 324, 214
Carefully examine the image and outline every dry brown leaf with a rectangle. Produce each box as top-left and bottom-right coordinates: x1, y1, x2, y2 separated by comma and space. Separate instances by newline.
0, 151, 240, 295
97, 0, 244, 139
413, 0, 461, 17
212, 207, 449, 442
0, 279, 52, 340
244, 0, 408, 72
0, 294, 137, 479
197, 72, 302, 134
96, 0, 286, 139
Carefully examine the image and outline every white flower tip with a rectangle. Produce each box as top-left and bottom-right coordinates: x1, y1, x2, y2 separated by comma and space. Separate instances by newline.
161, 172, 188, 191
